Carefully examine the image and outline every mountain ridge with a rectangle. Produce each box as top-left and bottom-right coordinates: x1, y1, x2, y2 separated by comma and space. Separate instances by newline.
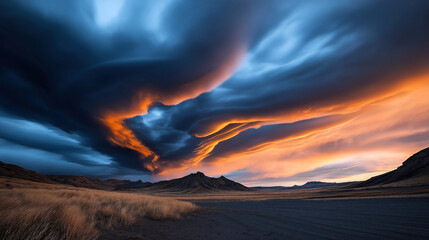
0, 162, 251, 192
0, 161, 56, 184
0, 161, 150, 190
1, 146, 429, 191
252, 181, 354, 190
145, 171, 252, 193
352, 147, 429, 188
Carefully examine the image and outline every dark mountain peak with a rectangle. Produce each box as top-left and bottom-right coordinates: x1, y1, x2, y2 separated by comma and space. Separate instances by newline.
150, 172, 252, 193
191, 171, 206, 177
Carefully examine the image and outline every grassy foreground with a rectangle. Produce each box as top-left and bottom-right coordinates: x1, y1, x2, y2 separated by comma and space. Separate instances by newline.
0, 187, 197, 240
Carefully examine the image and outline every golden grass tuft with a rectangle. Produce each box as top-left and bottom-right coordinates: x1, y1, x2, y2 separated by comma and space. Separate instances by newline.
0, 187, 197, 240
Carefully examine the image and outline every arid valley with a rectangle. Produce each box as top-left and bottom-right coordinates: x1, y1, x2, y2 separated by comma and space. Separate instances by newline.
1, 1, 429, 239
2, 147, 429, 239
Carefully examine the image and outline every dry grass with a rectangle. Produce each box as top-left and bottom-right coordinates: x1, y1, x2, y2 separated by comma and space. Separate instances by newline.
0, 187, 197, 240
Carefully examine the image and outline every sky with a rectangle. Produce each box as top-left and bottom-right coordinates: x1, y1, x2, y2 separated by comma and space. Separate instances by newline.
0, 0, 429, 186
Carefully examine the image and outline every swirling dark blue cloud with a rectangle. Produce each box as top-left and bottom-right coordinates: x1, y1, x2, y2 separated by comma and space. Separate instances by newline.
128, 0, 429, 170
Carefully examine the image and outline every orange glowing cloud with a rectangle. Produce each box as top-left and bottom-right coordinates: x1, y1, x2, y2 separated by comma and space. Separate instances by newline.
99, 47, 245, 171
227, 78, 429, 186
172, 73, 428, 172
191, 121, 263, 165
156, 73, 429, 184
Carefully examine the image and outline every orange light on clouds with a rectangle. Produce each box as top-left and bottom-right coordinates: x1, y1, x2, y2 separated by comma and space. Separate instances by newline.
191, 121, 262, 165
99, 47, 245, 171
156, 73, 429, 185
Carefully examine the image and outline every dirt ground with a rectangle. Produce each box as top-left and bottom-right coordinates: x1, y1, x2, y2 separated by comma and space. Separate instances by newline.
100, 196, 429, 240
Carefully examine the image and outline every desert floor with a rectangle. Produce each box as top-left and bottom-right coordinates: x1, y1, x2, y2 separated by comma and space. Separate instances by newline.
100, 196, 429, 240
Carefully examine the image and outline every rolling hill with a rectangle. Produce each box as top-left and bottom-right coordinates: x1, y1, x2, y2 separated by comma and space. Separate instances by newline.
353, 147, 429, 188
147, 172, 252, 193
252, 181, 353, 190
0, 161, 56, 184
0, 161, 148, 190
47, 175, 151, 190
0, 162, 250, 192
2, 146, 428, 192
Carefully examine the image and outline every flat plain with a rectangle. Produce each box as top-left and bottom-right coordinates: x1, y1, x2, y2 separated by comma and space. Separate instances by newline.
100, 196, 429, 240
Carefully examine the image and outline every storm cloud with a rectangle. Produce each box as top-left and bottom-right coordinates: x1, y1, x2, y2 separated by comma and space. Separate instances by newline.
1, 0, 429, 184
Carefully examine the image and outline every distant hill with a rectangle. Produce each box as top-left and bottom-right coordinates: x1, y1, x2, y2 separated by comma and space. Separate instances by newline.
4, 146, 428, 192
353, 147, 429, 188
48, 172, 252, 192
252, 181, 351, 190
0, 161, 149, 190
0, 161, 250, 192
0, 161, 56, 184
148, 172, 252, 193
113, 179, 153, 190
254, 147, 429, 190
48, 175, 151, 190
294, 181, 344, 189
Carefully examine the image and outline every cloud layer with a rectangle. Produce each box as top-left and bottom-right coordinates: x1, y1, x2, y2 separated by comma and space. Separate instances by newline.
1, 0, 429, 185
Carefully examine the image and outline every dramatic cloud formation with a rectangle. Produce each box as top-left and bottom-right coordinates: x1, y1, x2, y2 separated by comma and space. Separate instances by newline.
0, 0, 428, 185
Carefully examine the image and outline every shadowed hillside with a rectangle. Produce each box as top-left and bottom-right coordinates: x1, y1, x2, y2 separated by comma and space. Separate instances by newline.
0, 162, 251, 192
353, 147, 429, 188
0, 161, 151, 190
48, 175, 151, 190
0, 161, 56, 184
148, 172, 252, 193
252, 181, 353, 190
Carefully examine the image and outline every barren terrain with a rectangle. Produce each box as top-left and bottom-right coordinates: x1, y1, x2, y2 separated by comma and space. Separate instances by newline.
0, 178, 197, 240
100, 196, 429, 240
